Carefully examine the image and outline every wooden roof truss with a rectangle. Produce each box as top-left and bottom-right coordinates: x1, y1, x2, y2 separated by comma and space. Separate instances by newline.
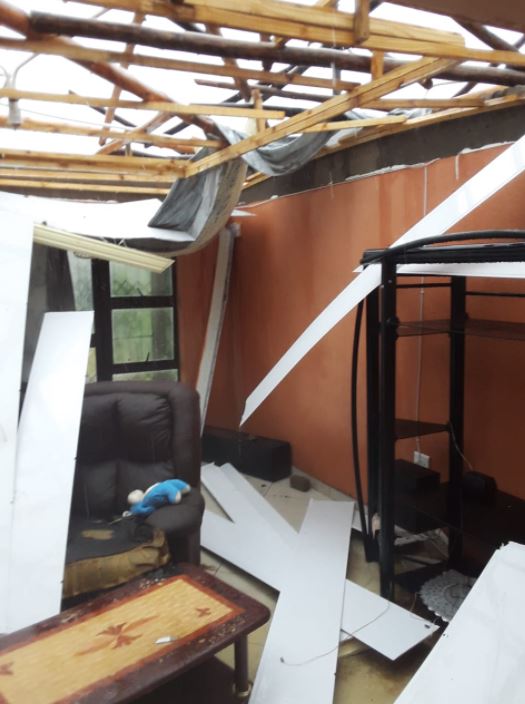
0, 0, 524, 197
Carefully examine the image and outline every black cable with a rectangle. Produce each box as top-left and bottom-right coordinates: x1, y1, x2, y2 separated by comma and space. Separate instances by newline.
351, 300, 370, 548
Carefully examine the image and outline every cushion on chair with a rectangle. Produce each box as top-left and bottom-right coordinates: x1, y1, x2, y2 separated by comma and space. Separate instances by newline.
63, 517, 170, 598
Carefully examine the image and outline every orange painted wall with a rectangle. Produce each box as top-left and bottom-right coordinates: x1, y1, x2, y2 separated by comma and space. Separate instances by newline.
178, 143, 525, 500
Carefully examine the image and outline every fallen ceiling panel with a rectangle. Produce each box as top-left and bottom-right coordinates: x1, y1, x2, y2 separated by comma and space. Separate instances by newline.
396, 542, 525, 704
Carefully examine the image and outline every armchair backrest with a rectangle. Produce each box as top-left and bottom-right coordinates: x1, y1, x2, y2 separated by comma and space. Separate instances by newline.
72, 381, 201, 520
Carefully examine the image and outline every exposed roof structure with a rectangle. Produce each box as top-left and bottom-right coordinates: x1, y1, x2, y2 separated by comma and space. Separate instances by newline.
0, 0, 525, 199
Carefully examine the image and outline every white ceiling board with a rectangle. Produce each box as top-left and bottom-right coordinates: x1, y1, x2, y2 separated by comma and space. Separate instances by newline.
0, 209, 33, 634
399, 262, 525, 279
7, 311, 93, 632
396, 542, 525, 703
241, 133, 525, 423
202, 463, 299, 539
0, 191, 192, 244
203, 464, 436, 658
250, 500, 354, 704
342, 580, 438, 660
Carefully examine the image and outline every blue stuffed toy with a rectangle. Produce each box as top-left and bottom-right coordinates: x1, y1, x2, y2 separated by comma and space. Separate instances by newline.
127, 479, 190, 517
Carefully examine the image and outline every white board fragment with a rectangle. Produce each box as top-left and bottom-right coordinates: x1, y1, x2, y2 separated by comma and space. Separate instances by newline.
342, 581, 437, 660
250, 500, 354, 704
7, 311, 93, 632
0, 210, 33, 634
202, 464, 436, 659
196, 227, 235, 430
0, 191, 192, 244
396, 542, 525, 704
241, 134, 525, 423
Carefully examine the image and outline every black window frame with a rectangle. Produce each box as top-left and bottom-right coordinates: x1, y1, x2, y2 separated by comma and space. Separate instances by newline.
91, 259, 179, 381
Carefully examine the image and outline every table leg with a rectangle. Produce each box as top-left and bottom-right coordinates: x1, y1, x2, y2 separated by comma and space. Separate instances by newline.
234, 636, 251, 699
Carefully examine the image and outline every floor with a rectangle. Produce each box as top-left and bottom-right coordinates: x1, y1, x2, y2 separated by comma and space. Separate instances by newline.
200, 471, 440, 703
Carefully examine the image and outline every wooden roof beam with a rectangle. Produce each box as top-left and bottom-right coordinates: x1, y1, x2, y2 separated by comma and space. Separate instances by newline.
0, 179, 170, 195
185, 57, 454, 177
0, 114, 222, 152
0, 148, 187, 176
29, 11, 525, 76
30, 6, 471, 61
0, 37, 360, 93
0, 88, 286, 118
0, 167, 174, 183
0, 0, 220, 138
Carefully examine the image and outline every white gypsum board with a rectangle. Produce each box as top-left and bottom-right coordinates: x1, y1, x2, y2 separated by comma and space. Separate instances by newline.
250, 499, 354, 704
201, 510, 288, 591
7, 311, 93, 632
0, 209, 33, 634
202, 464, 437, 658
0, 191, 192, 243
395, 542, 525, 704
241, 134, 525, 423
202, 463, 300, 540
398, 262, 525, 278
196, 227, 235, 430
341, 581, 438, 660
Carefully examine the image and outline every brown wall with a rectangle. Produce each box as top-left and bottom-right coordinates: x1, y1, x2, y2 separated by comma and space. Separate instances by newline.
178, 143, 525, 500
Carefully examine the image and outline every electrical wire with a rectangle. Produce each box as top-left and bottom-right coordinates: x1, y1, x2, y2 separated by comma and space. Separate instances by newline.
350, 299, 370, 548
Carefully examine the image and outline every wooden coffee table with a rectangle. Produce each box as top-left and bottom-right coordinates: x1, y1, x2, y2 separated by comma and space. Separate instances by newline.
0, 564, 270, 703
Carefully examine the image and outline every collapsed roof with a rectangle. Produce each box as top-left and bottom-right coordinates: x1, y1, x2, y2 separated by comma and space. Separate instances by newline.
0, 0, 524, 202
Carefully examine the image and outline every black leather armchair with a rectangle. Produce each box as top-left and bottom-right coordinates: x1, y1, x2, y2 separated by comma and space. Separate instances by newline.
71, 381, 204, 565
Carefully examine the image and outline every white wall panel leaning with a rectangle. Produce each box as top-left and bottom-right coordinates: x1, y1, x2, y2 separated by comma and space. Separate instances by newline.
0, 210, 33, 634
6, 311, 93, 633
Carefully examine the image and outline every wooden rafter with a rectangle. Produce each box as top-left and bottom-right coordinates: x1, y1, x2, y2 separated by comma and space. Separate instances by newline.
0, 114, 223, 152
99, 11, 145, 145
185, 57, 454, 177
0, 0, 219, 138
0, 167, 173, 183
71, 0, 465, 49
0, 89, 286, 118
28, 9, 525, 73
0, 38, 361, 93
0, 148, 187, 176
0, 179, 170, 194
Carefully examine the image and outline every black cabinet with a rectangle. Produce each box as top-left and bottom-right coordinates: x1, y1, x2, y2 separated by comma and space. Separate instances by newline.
359, 232, 525, 599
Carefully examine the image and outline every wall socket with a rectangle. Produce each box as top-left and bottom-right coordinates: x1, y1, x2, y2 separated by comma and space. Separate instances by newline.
413, 451, 431, 469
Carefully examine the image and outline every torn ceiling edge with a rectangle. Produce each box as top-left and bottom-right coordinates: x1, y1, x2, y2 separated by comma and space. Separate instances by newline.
239, 140, 514, 209
241, 104, 525, 205
241, 132, 525, 423
201, 463, 438, 660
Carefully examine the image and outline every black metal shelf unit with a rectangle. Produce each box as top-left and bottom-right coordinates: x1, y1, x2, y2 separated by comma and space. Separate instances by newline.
360, 231, 525, 599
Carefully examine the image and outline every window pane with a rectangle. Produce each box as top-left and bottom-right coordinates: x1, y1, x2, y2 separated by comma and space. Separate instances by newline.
112, 308, 174, 363
68, 253, 93, 311
110, 262, 172, 297
113, 369, 179, 382
86, 348, 97, 383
